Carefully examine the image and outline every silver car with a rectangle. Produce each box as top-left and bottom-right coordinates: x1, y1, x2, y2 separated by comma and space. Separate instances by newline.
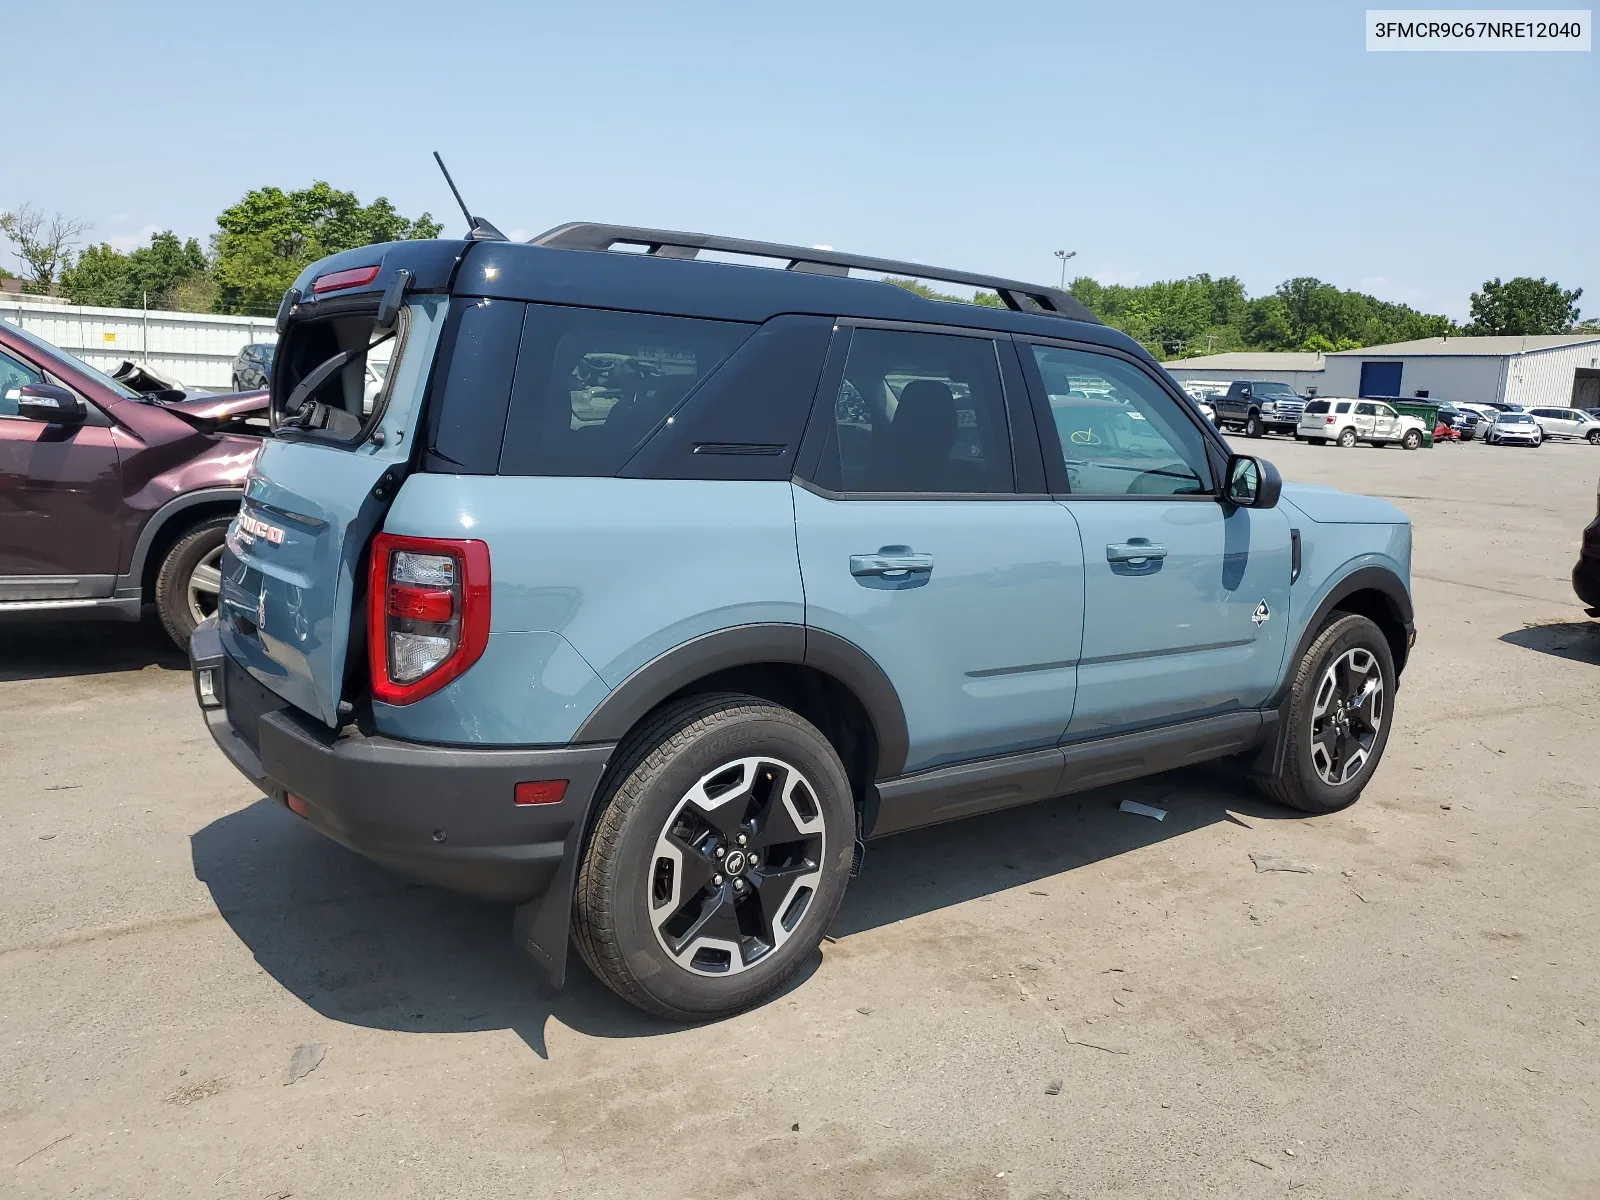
1486, 411, 1543, 446
1528, 406, 1600, 444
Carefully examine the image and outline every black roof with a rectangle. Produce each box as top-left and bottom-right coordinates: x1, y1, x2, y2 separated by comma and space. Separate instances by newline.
285, 229, 1151, 361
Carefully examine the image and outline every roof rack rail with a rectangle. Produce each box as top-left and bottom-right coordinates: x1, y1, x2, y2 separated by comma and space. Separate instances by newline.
529, 222, 1100, 325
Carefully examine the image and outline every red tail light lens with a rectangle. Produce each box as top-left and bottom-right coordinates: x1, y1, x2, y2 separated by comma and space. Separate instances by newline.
368, 534, 490, 705
1325, 416, 1336, 424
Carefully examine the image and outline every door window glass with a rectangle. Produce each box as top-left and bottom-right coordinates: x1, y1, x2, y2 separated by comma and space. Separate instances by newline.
1355, 403, 1376, 416
1028, 345, 1211, 497
0, 348, 45, 417
816, 328, 1013, 494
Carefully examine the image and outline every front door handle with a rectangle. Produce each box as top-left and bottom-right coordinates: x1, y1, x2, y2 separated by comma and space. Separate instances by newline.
850, 547, 934, 577
1106, 541, 1167, 564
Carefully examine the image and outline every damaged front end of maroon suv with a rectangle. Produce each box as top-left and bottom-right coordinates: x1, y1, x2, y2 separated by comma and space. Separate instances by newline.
0, 320, 268, 646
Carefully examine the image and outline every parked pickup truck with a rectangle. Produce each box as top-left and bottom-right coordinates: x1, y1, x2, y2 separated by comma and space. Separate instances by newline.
1215, 380, 1307, 438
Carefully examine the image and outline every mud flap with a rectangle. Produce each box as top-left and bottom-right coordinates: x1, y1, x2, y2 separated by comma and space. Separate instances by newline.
511, 820, 587, 988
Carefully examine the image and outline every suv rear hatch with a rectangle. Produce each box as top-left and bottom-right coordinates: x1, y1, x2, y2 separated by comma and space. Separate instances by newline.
218, 242, 465, 727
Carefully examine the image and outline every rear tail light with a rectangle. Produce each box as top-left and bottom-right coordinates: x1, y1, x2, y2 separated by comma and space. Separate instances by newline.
1325, 416, 1336, 424
368, 534, 490, 705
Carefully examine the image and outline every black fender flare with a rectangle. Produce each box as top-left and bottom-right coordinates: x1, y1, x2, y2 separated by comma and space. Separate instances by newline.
571, 623, 910, 778
120, 487, 244, 596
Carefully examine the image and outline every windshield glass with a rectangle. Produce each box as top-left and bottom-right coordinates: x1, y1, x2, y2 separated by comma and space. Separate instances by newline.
1252, 382, 1297, 396
1, 320, 142, 401
1501, 413, 1533, 424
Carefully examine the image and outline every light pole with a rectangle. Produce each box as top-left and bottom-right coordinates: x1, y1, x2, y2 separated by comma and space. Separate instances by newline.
1053, 248, 1077, 289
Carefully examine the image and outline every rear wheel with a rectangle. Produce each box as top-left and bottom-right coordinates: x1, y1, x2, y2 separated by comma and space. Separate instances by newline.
154, 516, 230, 648
1260, 613, 1396, 815
572, 693, 855, 1021
1401, 428, 1422, 450
1337, 427, 1358, 448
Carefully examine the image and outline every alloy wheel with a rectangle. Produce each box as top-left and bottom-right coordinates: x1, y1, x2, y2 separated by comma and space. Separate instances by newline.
649, 756, 826, 976
186, 545, 224, 626
1309, 647, 1385, 786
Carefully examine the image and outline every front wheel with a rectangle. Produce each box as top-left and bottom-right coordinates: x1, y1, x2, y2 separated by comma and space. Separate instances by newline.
572, 693, 855, 1021
154, 516, 230, 648
1402, 429, 1422, 450
1259, 613, 1396, 815
1588, 429, 1600, 445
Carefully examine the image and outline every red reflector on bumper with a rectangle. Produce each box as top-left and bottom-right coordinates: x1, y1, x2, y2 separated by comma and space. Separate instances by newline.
514, 780, 568, 806
285, 793, 310, 818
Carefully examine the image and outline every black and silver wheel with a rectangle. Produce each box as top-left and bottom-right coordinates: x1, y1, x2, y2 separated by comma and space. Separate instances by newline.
1245, 412, 1263, 438
573, 693, 854, 1021
1402, 428, 1422, 450
154, 515, 230, 648
1337, 427, 1358, 448
1260, 613, 1396, 814
1588, 429, 1600, 445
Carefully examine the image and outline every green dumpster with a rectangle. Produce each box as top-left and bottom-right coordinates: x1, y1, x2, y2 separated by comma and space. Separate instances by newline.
1390, 400, 1438, 447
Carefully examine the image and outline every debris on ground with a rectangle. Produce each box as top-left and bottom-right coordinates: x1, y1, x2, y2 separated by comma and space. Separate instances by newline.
1440, 803, 1452, 810
1019, 962, 1039, 971
1249, 1156, 1276, 1170
856, 1006, 875, 1015
1251, 852, 1314, 874
1029, 889, 1049, 896
1119, 800, 1167, 821
1044, 1080, 1063, 1095
285, 1043, 326, 1085
791, 1123, 800, 1132
1064, 1034, 1129, 1055
37, 834, 55, 841
15, 1132, 72, 1168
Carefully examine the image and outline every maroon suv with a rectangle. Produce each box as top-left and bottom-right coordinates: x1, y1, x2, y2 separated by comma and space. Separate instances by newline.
0, 320, 267, 646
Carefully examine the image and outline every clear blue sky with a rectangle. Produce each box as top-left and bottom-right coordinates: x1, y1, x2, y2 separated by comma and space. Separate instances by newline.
7, 0, 1596, 320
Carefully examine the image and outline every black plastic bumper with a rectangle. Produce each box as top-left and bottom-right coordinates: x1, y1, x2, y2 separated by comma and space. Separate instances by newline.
188, 620, 614, 909
1575, 538, 1600, 613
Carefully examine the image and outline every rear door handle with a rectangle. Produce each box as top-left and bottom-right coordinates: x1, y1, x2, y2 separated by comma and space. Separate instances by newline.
1106, 541, 1167, 564
850, 548, 935, 577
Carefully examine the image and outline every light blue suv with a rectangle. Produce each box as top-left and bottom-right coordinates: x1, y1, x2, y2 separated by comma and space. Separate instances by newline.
190, 224, 1414, 1020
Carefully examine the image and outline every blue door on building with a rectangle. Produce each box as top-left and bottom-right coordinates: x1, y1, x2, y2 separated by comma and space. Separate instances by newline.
1359, 361, 1403, 398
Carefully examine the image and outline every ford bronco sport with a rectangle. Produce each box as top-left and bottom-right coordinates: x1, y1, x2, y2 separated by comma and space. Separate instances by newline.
190, 226, 1415, 1021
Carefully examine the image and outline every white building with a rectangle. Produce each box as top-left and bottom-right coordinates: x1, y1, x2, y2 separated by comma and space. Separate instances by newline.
1161, 352, 1328, 394
1318, 335, 1600, 410
1164, 336, 1600, 410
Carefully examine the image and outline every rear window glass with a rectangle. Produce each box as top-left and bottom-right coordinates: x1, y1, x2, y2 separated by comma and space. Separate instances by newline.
273, 311, 399, 442
1304, 400, 1330, 414
498, 306, 753, 477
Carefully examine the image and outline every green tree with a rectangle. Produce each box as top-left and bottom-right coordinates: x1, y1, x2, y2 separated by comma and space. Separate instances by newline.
212, 182, 442, 315
1466, 276, 1582, 335
61, 231, 211, 309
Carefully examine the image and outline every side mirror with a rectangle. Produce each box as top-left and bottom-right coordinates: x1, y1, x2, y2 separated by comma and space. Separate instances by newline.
11, 383, 87, 424
1225, 454, 1282, 508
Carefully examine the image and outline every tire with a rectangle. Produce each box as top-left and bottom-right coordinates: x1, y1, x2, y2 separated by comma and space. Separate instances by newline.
1337, 427, 1358, 448
1588, 429, 1600, 445
231, 372, 244, 391
572, 692, 855, 1021
1245, 413, 1263, 438
1259, 613, 1396, 815
154, 516, 230, 648
1401, 429, 1422, 450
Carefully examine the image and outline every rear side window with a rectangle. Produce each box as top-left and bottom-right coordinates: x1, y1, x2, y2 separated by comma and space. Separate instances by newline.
497, 306, 753, 477
812, 328, 1013, 495
1335, 402, 1351, 413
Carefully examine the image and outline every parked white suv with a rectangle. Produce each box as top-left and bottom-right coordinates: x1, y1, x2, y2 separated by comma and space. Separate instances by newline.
1299, 398, 1427, 449
1527, 406, 1600, 444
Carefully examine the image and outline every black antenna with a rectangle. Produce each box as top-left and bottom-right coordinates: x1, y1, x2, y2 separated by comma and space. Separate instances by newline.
432, 152, 507, 242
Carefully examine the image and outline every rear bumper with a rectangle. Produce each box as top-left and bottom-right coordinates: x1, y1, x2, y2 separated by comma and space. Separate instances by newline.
189, 620, 614, 904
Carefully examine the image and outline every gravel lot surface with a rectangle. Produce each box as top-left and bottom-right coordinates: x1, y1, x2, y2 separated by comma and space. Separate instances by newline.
3, 435, 1598, 1199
